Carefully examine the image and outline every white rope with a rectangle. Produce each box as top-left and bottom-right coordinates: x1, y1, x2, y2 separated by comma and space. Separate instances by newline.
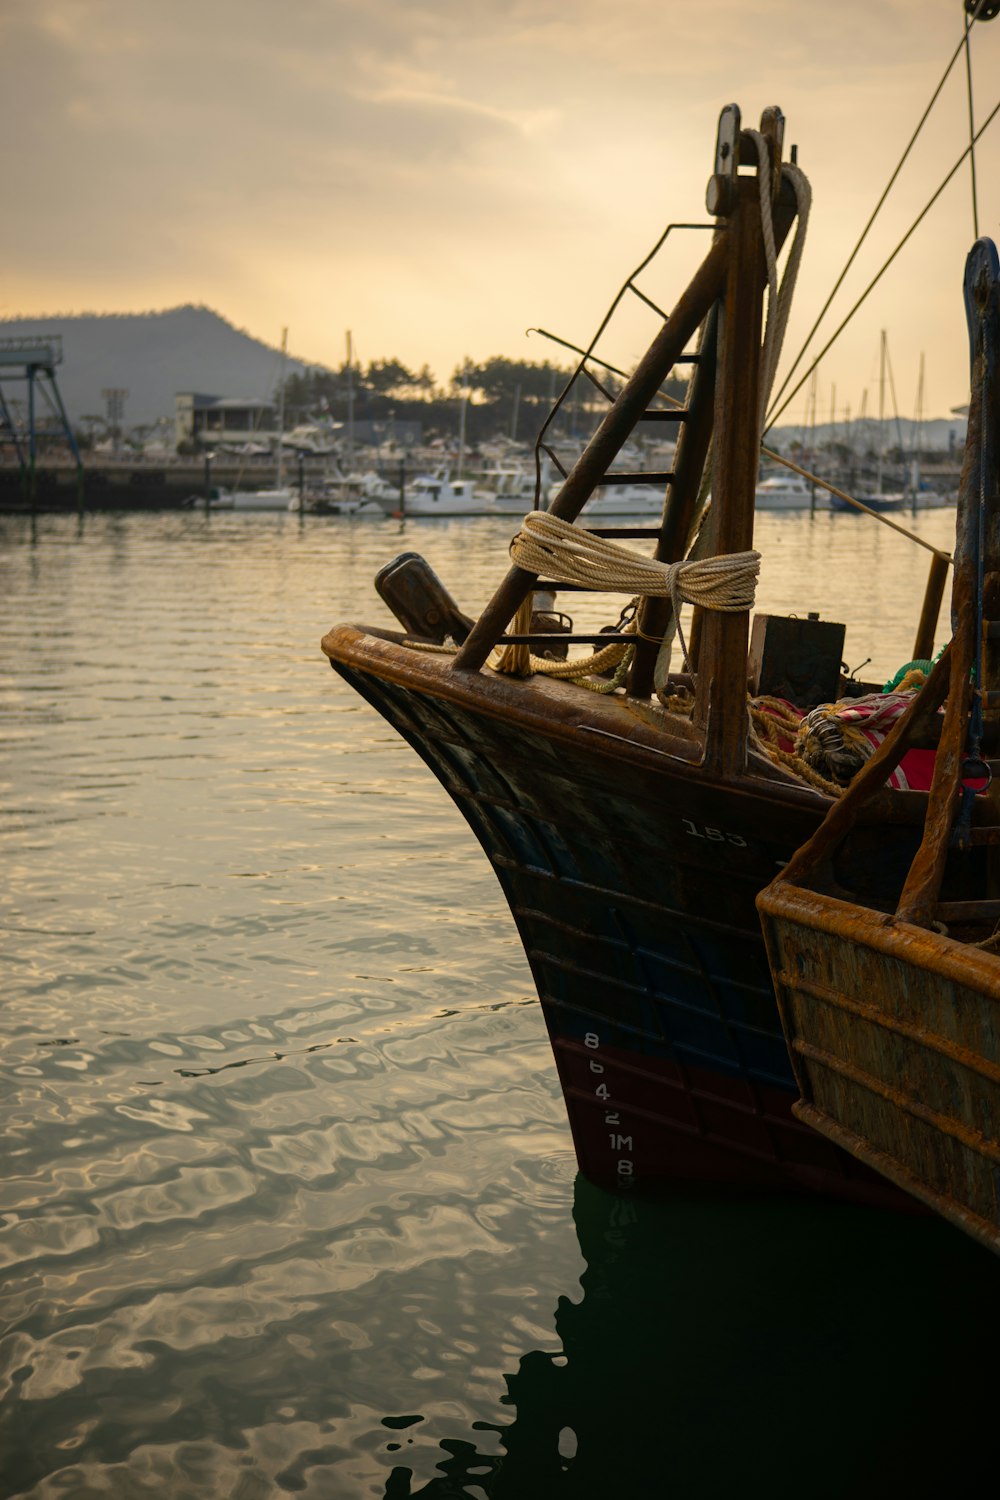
744, 132, 812, 434
509, 512, 759, 682
492, 513, 758, 684
748, 129, 781, 436
767, 163, 811, 431
772, 163, 811, 396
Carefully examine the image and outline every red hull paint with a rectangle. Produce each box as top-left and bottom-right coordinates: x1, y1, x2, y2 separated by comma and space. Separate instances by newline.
546, 1028, 926, 1211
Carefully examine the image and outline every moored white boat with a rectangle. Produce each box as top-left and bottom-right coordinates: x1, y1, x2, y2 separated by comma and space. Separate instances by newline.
300, 470, 397, 515
188, 485, 296, 511
228, 486, 298, 511
374, 472, 498, 516
482, 464, 546, 515
755, 473, 828, 509
546, 481, 666, 517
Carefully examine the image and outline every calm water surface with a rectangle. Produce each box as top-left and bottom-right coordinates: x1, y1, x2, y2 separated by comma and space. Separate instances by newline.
2, 507, 998, 1498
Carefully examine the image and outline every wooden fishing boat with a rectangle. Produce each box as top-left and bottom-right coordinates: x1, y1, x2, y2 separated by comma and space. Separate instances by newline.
757, 238, 1000, 1252
321, 103, 983, 1208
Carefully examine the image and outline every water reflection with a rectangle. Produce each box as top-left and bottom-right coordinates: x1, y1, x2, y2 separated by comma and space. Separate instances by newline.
0, 511, 983, 1498
389, 1177, 1000, 1497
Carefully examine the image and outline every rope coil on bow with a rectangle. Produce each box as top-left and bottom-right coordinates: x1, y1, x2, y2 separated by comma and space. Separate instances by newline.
509, 511, 760, 608
496, 511, 760, 677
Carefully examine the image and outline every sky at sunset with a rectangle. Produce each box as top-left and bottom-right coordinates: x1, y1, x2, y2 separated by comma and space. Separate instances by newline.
4, 0, 1000, 424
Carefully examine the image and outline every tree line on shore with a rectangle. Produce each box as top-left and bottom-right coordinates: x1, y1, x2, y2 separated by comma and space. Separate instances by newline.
279, 356, 690, 443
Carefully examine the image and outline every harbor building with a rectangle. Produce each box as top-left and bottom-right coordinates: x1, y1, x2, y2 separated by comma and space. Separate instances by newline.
175, 392, 277, 450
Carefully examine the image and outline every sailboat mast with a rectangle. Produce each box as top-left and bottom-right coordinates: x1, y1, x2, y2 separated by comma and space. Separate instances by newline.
877, 329, 886, 494
276, 326, 288, 492
346, 330, 354, 471
809, 366, 817, 502
457, 360, 469, 480
829, 382, 836, 465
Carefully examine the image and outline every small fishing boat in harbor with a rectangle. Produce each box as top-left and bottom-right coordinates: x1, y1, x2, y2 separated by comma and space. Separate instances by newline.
227, 485, 298, 511
758, 239, 1000, 1253
830, 489, 905, 514
184, 482, 296, 511
482, 463, 543, 515
370, 469, 498, 516
546, 480, 671, 517
299, 467, 395, 515
754, 472, 826, 509
321, 88, 997, 1207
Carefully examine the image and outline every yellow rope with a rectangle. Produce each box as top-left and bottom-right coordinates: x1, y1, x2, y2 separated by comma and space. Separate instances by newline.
749, 695, 803, 741
492, 614, 635, 691
895, 666, 929, 694
404, 639, 458, 654
656, 688, 843, 797
404, 614, 635, 690
757, 739, 844, 797
492, 596, 534, 677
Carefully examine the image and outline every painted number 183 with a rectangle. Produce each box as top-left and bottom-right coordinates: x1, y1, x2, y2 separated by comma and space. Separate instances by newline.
682, 818, 746, 847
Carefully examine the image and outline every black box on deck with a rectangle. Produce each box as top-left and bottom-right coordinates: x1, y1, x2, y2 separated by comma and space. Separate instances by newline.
748, 612, 845, 709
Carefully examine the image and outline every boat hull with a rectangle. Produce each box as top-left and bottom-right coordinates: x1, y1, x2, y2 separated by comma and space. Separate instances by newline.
227, 487, 296, 511
830, 492, 905, 513
324, 625, 923, 1209
754, 481, 829, 509
758, 883, 1000, 1252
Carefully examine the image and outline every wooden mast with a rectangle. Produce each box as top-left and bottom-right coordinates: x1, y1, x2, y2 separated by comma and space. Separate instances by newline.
692, 127, 774, 776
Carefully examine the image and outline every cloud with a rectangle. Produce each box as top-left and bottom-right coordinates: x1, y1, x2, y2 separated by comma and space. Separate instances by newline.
3, 0, 999, 404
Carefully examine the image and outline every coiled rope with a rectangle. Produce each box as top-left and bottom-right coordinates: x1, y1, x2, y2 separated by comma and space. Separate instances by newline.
748, 697, 844, 797
509, 511, 760, 606
492, 512, 759, 679
660, 687, 844, 797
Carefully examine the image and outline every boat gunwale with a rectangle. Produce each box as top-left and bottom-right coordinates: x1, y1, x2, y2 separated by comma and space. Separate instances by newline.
758, 877, 1000, 1000
322, 620, 865, 814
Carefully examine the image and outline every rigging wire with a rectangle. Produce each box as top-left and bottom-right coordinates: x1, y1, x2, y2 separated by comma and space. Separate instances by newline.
765, 89, 1000, 432
766, 2, 987, 426
526, 223, 713, 503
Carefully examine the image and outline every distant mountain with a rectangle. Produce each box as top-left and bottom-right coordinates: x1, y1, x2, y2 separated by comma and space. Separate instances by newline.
0, 306, 324, 428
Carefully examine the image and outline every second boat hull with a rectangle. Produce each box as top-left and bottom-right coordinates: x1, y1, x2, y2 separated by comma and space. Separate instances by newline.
759, 881, 1000, 1251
